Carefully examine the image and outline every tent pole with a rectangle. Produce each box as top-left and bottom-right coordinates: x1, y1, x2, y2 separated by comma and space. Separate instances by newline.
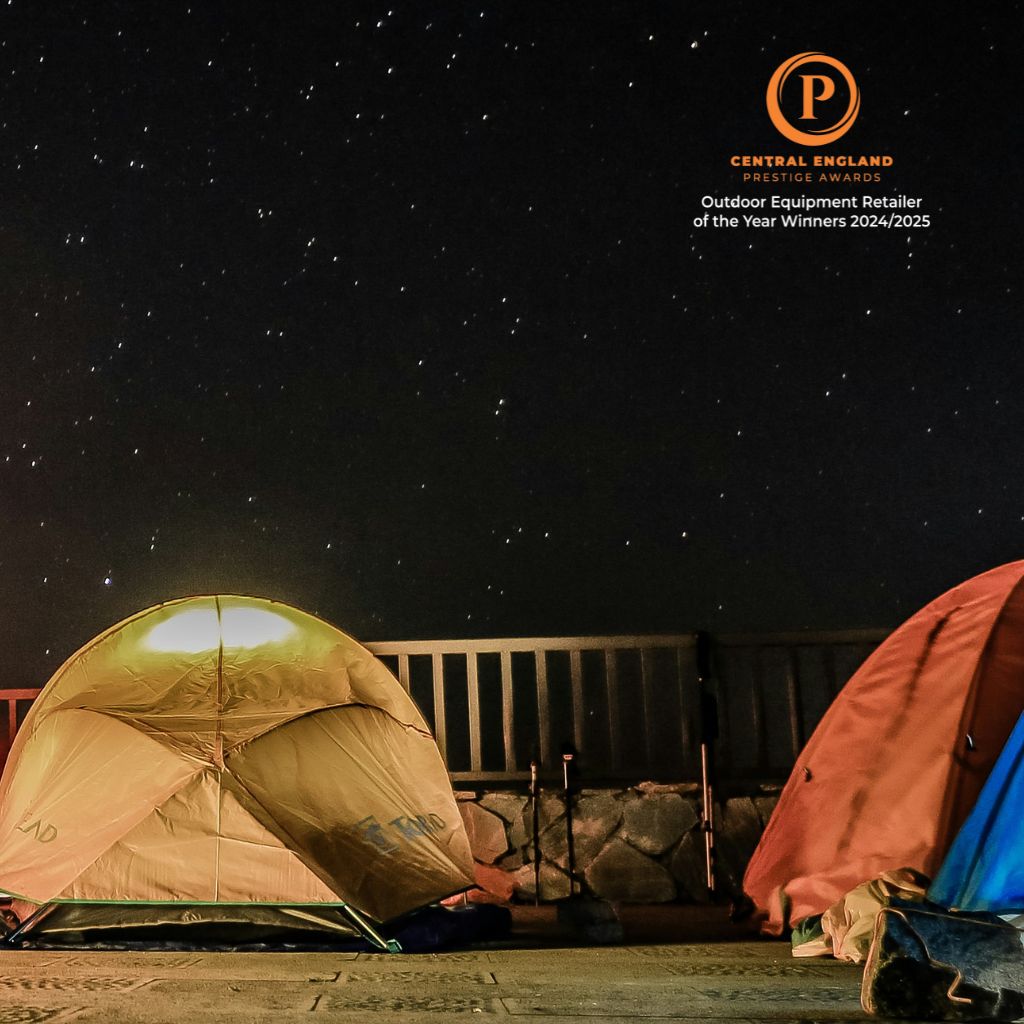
562, 744, 577, 898
530, 754, 541, 906
696, 631, 719, 895
339, 903, 402, 954
5, 902, 56, 945
700, 744, 716, 893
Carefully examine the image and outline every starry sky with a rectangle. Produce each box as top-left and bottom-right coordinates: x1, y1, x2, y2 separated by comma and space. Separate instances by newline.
0, 2, 1021, 685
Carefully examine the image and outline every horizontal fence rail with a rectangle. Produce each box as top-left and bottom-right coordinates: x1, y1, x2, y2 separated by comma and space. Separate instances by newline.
0, 629, 889, 785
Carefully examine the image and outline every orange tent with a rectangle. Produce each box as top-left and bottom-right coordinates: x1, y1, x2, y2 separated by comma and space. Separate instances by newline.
0, 596, 475, 943
744, 561, 1024, 934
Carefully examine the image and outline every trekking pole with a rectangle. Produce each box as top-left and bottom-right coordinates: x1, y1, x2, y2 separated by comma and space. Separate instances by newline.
530, 752, 541, 906
696, 631, 719, 895
562, 742, 577, 898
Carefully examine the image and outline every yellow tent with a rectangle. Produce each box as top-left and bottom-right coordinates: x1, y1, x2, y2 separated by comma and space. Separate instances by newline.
0, 596, 475, 945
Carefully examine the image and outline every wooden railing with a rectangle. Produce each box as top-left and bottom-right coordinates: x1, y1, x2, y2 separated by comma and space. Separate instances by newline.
705, 629, 887, 782
368, 635, 698, 782
368, 630, 888, 782
0, 628, 889, 784
0, 690, 44, 763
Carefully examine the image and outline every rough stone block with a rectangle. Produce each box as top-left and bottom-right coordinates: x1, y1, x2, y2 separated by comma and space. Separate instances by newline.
543, 792, 623, 871
576, 790, 623, 827
620, 794, 699, 855
458, 801, 510, 865
669, 830, 714, 903
753, 794, 779, 829
584, 839, 676, 903
479, 792, 527, 825
483, 793, 529, 859
507, 812, 529, 853
498, 847, 526, 871
521, 793, 566, 840
716, 797, 763, 890
634, 781, 701, 796
513, 860, 572, 901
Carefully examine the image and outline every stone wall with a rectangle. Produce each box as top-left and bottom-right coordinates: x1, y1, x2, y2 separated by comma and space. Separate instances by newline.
455, 782, 781, 904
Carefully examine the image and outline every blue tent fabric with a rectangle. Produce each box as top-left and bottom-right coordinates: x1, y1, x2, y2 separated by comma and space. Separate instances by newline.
929, 711, 1024, 913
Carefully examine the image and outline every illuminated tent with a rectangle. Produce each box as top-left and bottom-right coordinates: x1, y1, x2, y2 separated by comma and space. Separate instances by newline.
744, 560, 1024, 934
0, 596, 475, 945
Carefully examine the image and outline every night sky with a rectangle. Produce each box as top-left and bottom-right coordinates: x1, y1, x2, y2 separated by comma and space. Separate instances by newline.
1, 2, 1021, 685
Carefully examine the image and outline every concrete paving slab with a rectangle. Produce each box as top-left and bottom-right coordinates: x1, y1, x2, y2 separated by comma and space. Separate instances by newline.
0, 1010, 86, 1024
487, 945, 674, 964
0, 913, 881, 1024
59, 1011, 334, 1024
501, 989, 864, 1019
661, 960, 848, 977
317, 991, 506, 1013
1, 950, 359, 980
0, 976, 152, 994
630, 942, 776, 958
495, 967, 677, 984
0, 983, 312, 1011
336, 968, 498, 984
356, 950, 493, 962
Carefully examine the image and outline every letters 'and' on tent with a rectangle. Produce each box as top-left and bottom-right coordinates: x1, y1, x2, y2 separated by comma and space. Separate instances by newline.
744, 560, 1024, 934
0, 595, 475, 943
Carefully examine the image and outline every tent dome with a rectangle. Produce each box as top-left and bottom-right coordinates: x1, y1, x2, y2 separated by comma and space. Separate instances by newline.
744, 560, 1024, 934
0, 595, 475, 930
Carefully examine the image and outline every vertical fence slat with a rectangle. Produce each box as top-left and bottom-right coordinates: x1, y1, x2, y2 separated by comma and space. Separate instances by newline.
751, 646, 767, 773
569, 649, 584, 754
605, 649, 621, 771
715, 655, 731, 779
432, 653, 447, 761
397, 654, 410, 692
786, 647, 803, 760
535, 650, 550, 768
467, 653, 482, 773
822, 645, 839, 701
640, 648, 653, 768
676, 646, 692, 768
500, 649, 515, 773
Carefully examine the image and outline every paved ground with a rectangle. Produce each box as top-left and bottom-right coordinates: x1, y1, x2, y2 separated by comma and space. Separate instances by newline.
0, 908, 869, 1023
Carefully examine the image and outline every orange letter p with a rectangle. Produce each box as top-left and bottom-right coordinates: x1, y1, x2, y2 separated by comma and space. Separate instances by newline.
799, 74, 835, 119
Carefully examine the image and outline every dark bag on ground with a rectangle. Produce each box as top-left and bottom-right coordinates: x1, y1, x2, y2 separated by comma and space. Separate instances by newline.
862, 904, 1024, 1021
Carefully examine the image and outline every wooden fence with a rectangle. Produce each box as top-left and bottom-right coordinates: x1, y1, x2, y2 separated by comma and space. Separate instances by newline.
368, 630, 887, 783
0, 629, 888, 784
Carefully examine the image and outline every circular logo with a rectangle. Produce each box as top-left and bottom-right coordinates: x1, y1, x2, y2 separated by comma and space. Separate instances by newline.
766, 53, 860, 146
